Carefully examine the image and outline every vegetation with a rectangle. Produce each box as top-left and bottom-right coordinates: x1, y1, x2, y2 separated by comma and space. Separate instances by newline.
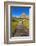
11, 18, 19, 33
11, 18, 29, 33
23, 19, 29, 29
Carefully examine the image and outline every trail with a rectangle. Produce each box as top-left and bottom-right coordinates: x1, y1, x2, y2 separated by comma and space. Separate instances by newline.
14, 21, 29, 36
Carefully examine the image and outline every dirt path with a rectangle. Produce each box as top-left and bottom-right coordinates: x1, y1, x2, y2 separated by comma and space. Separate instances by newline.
14, 21, 29, 36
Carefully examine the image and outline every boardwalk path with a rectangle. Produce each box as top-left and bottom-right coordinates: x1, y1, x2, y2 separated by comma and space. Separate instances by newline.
14, 21, 29, 36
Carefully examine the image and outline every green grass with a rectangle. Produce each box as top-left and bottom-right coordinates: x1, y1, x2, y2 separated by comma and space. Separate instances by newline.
23, 19, 29, 29
11, 20, 19, 33
11, 18, 29, 33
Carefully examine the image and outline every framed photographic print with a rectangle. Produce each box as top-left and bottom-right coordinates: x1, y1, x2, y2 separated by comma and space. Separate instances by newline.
4, 2, 35, 44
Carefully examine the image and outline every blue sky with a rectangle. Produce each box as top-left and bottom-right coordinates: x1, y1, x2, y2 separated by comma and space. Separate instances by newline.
10, 6, 30, 17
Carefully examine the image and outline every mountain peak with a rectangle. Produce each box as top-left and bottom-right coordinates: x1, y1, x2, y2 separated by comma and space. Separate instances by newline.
20, 13, 29, 19
20, 13, 26, 18
21, 13, 26, 16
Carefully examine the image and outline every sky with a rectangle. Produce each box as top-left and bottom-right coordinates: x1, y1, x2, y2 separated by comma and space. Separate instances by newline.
10, 6, 30, 17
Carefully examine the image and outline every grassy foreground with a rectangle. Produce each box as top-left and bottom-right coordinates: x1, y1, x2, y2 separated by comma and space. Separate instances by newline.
23, 19, 29, 29
11, 19, 19, 33
11, 18, 29, 33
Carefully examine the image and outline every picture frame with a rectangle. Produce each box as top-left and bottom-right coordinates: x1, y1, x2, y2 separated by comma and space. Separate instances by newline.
4, 1, 35, 44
